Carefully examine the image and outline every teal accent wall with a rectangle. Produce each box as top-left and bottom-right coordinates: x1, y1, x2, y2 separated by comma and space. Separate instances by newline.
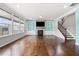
26, 20, 36, 31
45, 21, 54, 31
76, 8, 79, 44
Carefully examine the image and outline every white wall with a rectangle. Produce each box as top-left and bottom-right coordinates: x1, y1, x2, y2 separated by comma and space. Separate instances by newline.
26, 31, 37, 35
53, 20, 64, 39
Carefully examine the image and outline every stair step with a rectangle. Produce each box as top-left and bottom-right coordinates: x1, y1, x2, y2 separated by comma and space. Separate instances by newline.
67, 36, 74, 38
67, 38, 75, 40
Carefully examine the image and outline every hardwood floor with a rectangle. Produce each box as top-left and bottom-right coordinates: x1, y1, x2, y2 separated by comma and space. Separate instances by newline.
0, 36, 78, 56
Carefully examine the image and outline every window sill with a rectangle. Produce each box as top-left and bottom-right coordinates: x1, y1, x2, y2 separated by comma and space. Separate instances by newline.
0, 32, 24, 38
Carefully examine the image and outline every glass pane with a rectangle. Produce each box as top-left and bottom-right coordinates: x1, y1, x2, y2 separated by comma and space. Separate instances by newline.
20, 24, 24, 32
76, 8, 79, 44
0, 17, 12, 36
13, 22, 20, 34
45, 21, 54, 31
27, 21, 36, 31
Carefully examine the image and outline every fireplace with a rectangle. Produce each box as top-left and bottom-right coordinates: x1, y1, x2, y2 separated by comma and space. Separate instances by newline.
38, 30, 43, 36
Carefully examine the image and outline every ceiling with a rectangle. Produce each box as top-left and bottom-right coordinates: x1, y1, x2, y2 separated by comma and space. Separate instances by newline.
5, 3, 75, 20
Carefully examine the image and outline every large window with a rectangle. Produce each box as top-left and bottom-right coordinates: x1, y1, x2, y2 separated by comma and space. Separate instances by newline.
0, 8, 25, 37
0, 16, 25, 37
76, 8, 79, 44
20, 23, 24, 32
45, 20, 54, 31
13, 22, 20, 34
0, 17, 12, 36
27, 20, 36, 31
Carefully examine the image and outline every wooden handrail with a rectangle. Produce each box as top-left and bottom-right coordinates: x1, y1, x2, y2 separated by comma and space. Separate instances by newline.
58, 21, 67, 43
58, 22, 66, 30
58, 22, 67, 36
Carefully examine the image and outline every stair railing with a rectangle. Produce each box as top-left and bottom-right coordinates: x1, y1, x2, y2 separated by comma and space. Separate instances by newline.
58, 21, 67, 42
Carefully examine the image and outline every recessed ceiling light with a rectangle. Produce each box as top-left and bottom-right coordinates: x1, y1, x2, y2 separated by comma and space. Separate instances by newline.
64, 5, 69, 8
39, 16, 43, 18
64, 3, 71, 8
16, 5, 20, 8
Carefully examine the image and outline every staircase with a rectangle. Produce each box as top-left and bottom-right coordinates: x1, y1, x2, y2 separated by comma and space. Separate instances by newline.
58, 21, 75, 42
